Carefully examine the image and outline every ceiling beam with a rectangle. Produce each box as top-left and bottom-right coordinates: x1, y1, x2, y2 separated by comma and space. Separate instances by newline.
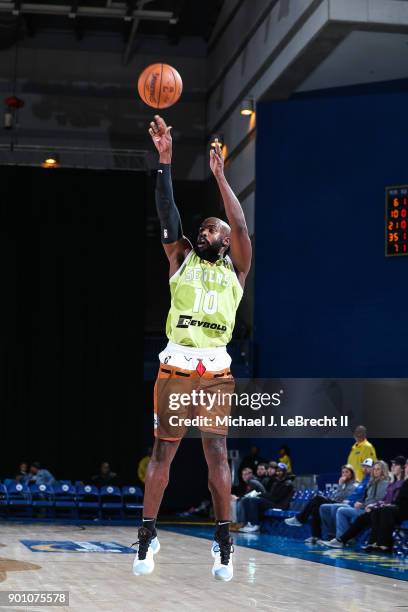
122, 0, 154, 65
123, 16, 140, 64
0, 3, 173, 21
12, 0, 21, 16
68, 1, 79, 19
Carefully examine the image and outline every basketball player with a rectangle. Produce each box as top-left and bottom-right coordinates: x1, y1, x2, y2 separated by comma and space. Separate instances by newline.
132, 115, 252, 581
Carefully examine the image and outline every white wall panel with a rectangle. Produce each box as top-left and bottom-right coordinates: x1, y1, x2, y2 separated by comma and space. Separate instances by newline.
225, 137, 255, 201
208, 0, 277, 89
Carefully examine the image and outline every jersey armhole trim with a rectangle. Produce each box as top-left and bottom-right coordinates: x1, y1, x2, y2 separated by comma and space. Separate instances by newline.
226, 254, 244, 295
169, 249, 194, 283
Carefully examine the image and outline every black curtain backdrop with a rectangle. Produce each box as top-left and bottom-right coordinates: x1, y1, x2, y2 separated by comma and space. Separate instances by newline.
0, 166, 147, 483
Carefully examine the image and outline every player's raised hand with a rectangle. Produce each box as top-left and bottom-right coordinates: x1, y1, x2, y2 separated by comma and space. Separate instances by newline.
209, 140, 224, 178
149, 114, 172, 158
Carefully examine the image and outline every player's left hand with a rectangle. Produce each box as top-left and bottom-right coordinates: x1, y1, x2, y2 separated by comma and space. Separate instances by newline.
149, 114, 172, 157
209, 140, 224, 178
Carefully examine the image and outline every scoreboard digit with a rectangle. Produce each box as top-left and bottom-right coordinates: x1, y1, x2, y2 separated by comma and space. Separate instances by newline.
385, 185, 408, 256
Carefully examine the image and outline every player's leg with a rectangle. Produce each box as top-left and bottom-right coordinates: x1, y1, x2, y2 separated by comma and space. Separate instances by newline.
133, 437, 181, 576
202, 434, 234, 581
202, 434, 231, 519
143, 437, 181, 517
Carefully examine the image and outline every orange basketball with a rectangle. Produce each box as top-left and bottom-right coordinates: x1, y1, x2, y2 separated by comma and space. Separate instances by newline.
137, 63, 182, 109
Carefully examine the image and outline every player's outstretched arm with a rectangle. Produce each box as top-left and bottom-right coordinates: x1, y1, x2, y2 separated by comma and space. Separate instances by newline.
209, 141, 252, 282
149, 115, 192, 276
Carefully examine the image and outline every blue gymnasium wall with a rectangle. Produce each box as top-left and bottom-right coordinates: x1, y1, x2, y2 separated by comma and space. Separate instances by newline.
252, 82, 408, 471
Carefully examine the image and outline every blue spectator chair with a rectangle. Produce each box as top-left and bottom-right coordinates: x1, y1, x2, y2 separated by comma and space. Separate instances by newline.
122, 486, 143, 518
58, 480, 72, 486
316, 473, 338, 493
53, 483, 77, 518
6, 483, 31, 516
264, 489, 317, 519
263, 489, 318, 537
0, 484, 8, 516
100, 486, 123, 519
264, 490, 299, 520
76, 485, 100, 519
30, 484, 55, 517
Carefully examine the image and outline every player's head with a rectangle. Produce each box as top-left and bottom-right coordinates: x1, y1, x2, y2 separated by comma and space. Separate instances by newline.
195, 217, 231, 262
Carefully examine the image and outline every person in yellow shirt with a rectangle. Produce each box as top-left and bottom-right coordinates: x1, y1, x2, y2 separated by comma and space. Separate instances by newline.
137, 448, 152, 485
347, 426, 376, 481
278, 445, 292, 474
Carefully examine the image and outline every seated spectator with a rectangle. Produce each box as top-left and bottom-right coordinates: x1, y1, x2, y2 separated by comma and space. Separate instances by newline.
323, 460, 390, 547
91, 462, 118, 488
232, 467, 266, 497
15, 462, 30, 484
230, 466, 266, 529
278, 446, 292, 474
239, 463, 294, 533
319, 457, 373, 541
361, 460, 408, 552
323, 456, 405, 549
29, 462, 56, 486
285, 464, 357, 544
263, 462, 278, 490
255, 463, 269, 487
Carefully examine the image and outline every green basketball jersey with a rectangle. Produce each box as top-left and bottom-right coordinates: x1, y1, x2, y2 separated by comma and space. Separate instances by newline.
166, 250, 243, 348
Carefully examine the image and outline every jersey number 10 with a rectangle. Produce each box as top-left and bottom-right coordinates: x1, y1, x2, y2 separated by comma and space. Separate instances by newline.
192, 288, 218, 314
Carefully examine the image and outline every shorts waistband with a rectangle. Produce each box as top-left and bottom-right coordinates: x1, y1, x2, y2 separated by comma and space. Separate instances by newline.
164, 341, 228, 356
158, 363, 231, 379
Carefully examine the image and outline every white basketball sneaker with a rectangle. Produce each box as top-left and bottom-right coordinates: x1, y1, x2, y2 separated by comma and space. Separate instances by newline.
150, 535, 160, 555
211, 537, 234, 582
132, 527, 160, 576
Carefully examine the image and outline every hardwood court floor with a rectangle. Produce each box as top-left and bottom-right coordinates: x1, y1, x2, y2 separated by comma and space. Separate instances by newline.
0, 522, 408, 612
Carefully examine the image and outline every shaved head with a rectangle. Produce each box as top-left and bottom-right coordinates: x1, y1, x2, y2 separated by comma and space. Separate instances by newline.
204, 217, 231, 236
195, 217, 231, 262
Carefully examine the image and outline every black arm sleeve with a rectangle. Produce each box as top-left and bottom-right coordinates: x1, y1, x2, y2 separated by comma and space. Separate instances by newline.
155, 163, 183, 244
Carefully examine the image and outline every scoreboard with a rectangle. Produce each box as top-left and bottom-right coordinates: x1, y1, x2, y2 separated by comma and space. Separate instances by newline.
386, 185, 408, 256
